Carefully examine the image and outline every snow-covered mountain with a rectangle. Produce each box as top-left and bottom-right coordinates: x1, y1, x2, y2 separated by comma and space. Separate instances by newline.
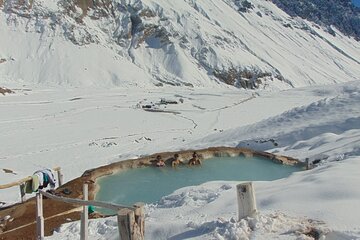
0, 0, 359, 89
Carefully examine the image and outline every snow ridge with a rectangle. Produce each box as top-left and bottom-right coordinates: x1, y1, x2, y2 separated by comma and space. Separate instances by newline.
1, 0, 360, 88
197, 82, 360, 162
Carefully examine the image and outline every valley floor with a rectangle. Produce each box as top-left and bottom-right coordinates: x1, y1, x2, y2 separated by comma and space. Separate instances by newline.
0, 82, 359, 239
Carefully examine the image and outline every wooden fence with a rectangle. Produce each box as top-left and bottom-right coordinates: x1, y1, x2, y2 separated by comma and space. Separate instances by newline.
1, 168, 145, 239
0, 167, 63, 203
36, 184, 144, 240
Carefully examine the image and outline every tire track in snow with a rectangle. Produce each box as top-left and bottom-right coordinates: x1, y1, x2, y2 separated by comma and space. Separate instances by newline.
176, 114, 198, 129
208, 94, 256, 112
169, 94, 257, 133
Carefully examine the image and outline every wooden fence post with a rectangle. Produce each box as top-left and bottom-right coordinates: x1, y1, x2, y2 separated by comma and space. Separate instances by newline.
133, 202, 145, 240
57, 168, 64, 187
19, 183, 26, 203
80, 184, 88, 240
36, 192, 44, 240
117, 208, 135, 240
305, 158, 311, 170
236, 182, 257, 220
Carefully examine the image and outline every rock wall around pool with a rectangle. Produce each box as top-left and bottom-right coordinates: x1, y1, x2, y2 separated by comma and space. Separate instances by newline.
56, 147, 304, 205
82, 147, 303, 182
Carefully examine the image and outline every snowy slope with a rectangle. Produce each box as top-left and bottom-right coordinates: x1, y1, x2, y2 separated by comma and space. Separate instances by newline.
195, 81, 360, 163
1, 81, 359, 239
1, 0, 359, 88
1, 0, 360, 239
38, 82, 360, 240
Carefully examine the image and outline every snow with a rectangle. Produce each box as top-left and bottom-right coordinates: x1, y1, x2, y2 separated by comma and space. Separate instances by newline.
194, 81, 360, 163
49, 158, 360, 239
1, 0, 360, 239
1, 0, 360, 88
0, 82, 359, 239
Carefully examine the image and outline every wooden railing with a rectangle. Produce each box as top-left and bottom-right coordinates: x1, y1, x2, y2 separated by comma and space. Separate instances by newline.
36, 184, 144, 240
0, 167, 63, 203
1, 168, 145, 239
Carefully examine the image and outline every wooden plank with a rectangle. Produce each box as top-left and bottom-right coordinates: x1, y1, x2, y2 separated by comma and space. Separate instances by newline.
0, 167, 61, 189
306, 158, 311, 170
236, 182, 257, 220
57, 168, 64, 187
80, 184, 89, 240
53, 167, 61, 172
133, 202, 145, 240
36, 193, 44, 240
0, 176, 32, 189
40, 190, 134, 211
19, 183, 26, 202
117, 208, 134, 240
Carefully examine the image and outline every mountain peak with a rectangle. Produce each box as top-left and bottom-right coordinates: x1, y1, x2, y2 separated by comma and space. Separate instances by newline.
0, 0, 359, 88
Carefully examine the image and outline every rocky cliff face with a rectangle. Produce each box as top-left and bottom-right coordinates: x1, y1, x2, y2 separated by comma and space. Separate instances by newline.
0, 0, 359, 89
272, 0, 360, 40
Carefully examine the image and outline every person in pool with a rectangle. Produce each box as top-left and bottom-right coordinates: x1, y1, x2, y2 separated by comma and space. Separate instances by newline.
188, 151, 202, 166
171, 153, 182, 167
155, 155, 165, 167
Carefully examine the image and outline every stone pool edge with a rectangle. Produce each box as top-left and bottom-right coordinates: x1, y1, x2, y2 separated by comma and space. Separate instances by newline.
66, 146, 305, 202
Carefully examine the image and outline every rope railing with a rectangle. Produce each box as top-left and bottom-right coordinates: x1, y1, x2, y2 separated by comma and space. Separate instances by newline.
40, 190, 135, 211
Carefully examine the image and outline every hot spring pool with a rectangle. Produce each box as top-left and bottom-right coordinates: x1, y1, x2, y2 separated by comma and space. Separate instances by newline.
95, 156, 302, 210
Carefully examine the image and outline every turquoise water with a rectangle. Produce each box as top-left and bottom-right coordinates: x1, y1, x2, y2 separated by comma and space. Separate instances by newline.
96, 156, 301, 210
